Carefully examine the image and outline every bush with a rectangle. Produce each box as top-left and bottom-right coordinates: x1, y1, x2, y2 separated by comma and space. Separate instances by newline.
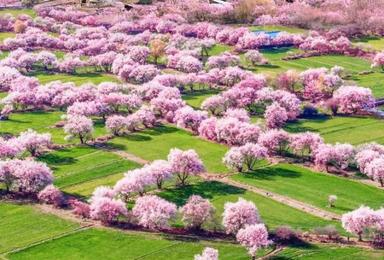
275, 225, 297, 242
70, 199, 91, 219
38, 185, 65, 208
313, 225, 340, 240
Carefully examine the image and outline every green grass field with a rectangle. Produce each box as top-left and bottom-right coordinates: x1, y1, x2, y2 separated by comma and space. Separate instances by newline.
0, 31, 15, 42
29, 71, 120, 85
272, 244, 384, 259
0, 202, 80, 254
37, 146, 140, 197
285, 115, 384, 145
0, 111, 108, 144
7, 228, 254, 260
182, 89, 221, 109
108, 124, 230, 173
0, 8, 36, 17
256, 48, 384, 97
159, 180, 341, 232
231, 163, 384, 214
353, 36, 384, 51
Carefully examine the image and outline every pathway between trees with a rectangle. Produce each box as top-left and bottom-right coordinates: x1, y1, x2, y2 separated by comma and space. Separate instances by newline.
95, 144, 341, 221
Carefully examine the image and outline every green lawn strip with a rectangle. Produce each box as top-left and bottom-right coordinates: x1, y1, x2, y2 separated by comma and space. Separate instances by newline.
62, 172, 125, 198
0, 31, 15, 43
0, 111, 108, 144
0, 91, 8, 99
182, 89, 221, 109
37, 146, 140, 192
352, 36, 384, 51
231, 163, 384, 214
108, 124, 230, 173
0, 202, 80, 254
285, 115, 384, 145
272, 243, 384, 259
0, 8, 36, 18
158, 180, 341, 232
207, 44, 233, 56
29, 71, 120, 85
7, 228, 253, 260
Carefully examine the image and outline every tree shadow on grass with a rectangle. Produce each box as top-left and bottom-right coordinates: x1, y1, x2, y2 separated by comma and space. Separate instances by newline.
240, 166, 302, 181
159, 181, 245, 206
124, 134, 152, 142
37, 149, 77, 171
146, 125, 179, 136
284, 115, 330, 133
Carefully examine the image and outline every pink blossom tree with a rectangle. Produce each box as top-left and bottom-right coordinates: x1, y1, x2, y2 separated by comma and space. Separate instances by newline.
244, 50, 268, 67
90, 197, 128, 225
332, 86, 374, 114
201, 95, 227, 116
289, 132, 324, 159
223, 143, 268, 172
365, 157, 384, 187
167, 148, 205, 186
355, 149, 381, 174
63, 115, 93, 144
132, 195, 177, 230
180, 195, 215, 229
105, 115, 126, 136
341, 206, 380, 241
264, 102, 288, 129
372, 52, 384, 71
224, 108, 250, 123
0, 159, 53, 194
314, 143, 355, 172
236, 224, 271, 259
17, 129, 51, 156
222, 198, 261, 235
113, 169, 154, 200
174, 106, 208, 133
258, 129, 290, 155
145, 160, 173, 189
71, 199, 91, 218
194, 247, 218, 260
38, 184, 64, 207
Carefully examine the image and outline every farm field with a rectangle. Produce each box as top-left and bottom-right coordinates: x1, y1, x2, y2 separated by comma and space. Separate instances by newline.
1, 2, 384, 260
231, 163, 384, 214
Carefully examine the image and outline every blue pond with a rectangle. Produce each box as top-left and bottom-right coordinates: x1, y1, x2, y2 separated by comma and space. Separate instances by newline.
252, 30, 281, 39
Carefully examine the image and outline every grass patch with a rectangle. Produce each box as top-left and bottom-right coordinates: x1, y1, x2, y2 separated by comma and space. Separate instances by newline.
285, 115, 384, 145
0, 111, 108, 144
207, 44, 232, 56
182, 89, 221, 109
158, 180, 341, 232
38, 146, 140, 195
28, 71, 120, 86
0, 8, 36, 18
249, 25, 308, 34
7, 228, 252, 260
232, 163, 384, 214
0, 202, 79, 254
108, 124, 229, 173
0, 31, 15, 43
273, 243, 384, 259
353, 36, 384, 51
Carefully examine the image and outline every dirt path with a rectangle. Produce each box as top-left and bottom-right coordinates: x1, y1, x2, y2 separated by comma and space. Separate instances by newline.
200, 172, 341, 221
94, 143, 149, 165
